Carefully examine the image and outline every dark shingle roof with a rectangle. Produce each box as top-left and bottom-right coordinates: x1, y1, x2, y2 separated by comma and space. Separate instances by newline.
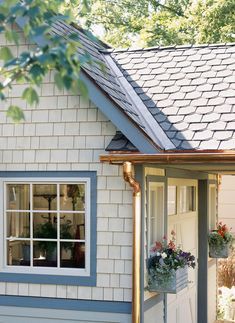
51, 21, 171, 150
106, 131, 138, 151
50, 21, 235, 151
111, 44, 235, 150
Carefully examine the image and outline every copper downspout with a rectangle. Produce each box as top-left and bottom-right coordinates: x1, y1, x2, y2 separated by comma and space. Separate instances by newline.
123, 162, 141, 323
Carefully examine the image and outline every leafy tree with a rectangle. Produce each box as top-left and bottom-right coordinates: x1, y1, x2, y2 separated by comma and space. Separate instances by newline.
82, 0, 235, 48
0, 0, 89, 121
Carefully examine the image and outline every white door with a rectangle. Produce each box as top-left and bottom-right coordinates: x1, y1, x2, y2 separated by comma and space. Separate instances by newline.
167, 179, 198, 323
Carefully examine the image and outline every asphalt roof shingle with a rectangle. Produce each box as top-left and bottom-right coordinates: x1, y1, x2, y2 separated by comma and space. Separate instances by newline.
51, 21, 235, 151
111, 44, 235, 150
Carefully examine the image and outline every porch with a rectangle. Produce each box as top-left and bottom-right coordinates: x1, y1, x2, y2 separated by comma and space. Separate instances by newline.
101, 152, 235, 323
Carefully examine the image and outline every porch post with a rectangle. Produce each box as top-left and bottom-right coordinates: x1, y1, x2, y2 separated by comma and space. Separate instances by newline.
198, 180, 209, 323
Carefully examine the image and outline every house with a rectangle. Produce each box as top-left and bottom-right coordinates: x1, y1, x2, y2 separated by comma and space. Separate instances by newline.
0, 19, 234, 323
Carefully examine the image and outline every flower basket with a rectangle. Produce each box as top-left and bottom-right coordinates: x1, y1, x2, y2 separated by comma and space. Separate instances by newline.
148, 267, 188, 294
209, 243, 230, 258
208, 223, 233, 259
147, 231, 196, 294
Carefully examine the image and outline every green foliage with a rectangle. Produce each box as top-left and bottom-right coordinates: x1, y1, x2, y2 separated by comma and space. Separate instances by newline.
208, 222, 233, 256
22, 87, 39, 106
0, 47, 13, 61
7, 105, 25, 122
82, 0, 235, 47
208, 231, 233, 250
34, 222, 57, 258
0, 0, 90, 121
35, 220, 73, 257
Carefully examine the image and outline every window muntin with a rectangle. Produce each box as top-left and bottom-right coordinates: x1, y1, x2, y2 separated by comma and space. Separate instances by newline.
4, 179, 90, 276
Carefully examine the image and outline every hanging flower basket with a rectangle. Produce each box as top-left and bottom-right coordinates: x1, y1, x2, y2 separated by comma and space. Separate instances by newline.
209, 243, 230, 258
148, 266, 188, 294
208, 222, 233, 259
147, 231, 196, 294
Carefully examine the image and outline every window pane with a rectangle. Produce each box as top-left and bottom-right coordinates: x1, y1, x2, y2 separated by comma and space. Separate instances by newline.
7, 240, 30, 266
60, 184, 85, 211
7, 212, 30, 238
60, 214, 85, 240
179, 186, 196, 213
168, 186, 177, 215
33, 241, 57, 267
33, 184, 57, 211
33, 218, 57, 239
60, 242, 85, 268
6, 184, 30, 210
209, 186, 216, 230
149, 184, 164, 246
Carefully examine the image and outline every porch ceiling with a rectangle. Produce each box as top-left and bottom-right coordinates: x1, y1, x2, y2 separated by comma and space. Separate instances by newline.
100, 151, 235, 174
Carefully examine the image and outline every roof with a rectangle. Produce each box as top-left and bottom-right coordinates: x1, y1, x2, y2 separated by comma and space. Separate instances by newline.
26, 18, 235, 152
111, 44, 235, 151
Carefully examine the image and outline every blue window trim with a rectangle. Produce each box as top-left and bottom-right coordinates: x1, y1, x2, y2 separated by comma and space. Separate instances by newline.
0, 171, 97, 286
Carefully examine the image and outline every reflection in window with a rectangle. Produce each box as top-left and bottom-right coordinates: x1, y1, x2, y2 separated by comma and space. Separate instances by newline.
168, 186, 177, 215
179, 186, 196, 213
149, 183, 164, 246
5, 182, 87, 270
209, 186, 216, 230
6, 184, 30, 210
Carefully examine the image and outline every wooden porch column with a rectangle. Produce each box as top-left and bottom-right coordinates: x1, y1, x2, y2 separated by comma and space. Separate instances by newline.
198, 180, 209, 323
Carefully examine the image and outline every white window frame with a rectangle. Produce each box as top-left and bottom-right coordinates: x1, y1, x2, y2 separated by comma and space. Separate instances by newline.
0, 177, 91, 277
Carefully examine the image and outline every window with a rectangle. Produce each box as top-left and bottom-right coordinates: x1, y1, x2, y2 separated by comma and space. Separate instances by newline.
168, 186, 177, 215
1, 175, 95, 278
179, 186, 196, 213
209, 184, 216, 230
148, 182, 164, 247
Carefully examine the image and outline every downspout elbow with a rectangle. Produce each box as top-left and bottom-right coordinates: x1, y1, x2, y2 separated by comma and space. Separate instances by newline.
123, 162, 141, 195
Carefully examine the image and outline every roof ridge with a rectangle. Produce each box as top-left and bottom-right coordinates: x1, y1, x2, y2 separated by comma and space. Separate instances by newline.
101, 42, 235, 54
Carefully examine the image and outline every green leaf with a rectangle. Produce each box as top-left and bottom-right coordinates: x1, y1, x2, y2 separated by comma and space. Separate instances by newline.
7, 105, 25, 122
77, 79, 88, 97
32, 25, 50, 38
54, 73, 64, 91
29, 64, 45, 85
0, 47, 13, 62
22, 87, 39, 106
5, 29, 19, 44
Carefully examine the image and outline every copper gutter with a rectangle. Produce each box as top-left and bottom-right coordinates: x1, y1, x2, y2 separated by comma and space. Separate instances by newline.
123, 162, 141, 323
100, 151, 235, 165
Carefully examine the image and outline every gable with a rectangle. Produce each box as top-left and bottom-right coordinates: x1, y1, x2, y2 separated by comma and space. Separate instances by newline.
13, 18, 159, 153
